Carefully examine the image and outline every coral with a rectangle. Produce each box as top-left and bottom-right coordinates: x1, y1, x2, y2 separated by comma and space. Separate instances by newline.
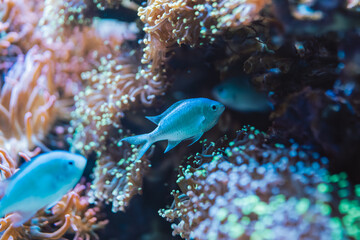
244, 36, 339, 104
70, 42, 163, 212
89, 141, 151, 212
41, 17, 137, 100
0, 149, 108, 240
270, 87, 360, 183
62, 183, 109, 240
1, 184, 108, 240
0, 0, 43, 74
1, 0, 138, 100
69, 0, 270, 216
0, 0, 42, 51
337, 31, 360, 115
54, 18, 139, 99
213, 0, 269, 28
0, 47, 56, 161
38, 0, 93, 43
160, 126, 360, 239
138, 0, 269, 72
1, 0, 360, 238
69, 34, 167, 212
71, 51, 157, 210
93, 0, 139, 11
272, 0, 360, 35
70, 42, 165, 153
348, 0, 360, 9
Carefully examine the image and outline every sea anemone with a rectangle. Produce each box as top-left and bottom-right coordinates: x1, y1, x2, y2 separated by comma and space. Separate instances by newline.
0, 47, 56, 160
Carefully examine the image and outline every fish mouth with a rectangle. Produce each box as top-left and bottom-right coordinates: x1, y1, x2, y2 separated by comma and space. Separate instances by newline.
219, 103, 225, 114
75, 154, 87, 171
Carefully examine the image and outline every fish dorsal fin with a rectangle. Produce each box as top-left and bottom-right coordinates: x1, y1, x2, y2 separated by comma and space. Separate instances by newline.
146, 99, 187, 125
164, 140, 182, 153
188, 133, 203, 146
145, 115, 162, 125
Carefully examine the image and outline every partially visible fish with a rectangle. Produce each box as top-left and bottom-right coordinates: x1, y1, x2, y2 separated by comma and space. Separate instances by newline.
0, 151, 87, 226
120, 98, 225, 159
212, 78, 272, 112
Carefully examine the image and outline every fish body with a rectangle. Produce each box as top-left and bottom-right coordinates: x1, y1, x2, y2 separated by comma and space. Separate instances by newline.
213, 78, 272, 112
121, 98, 225, 159
0, 151, 87, 226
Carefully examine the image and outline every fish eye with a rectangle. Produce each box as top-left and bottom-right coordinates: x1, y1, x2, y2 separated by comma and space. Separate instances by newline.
68, 161, 74, 166
218, 87, 224, 92
211, 104, 217, 111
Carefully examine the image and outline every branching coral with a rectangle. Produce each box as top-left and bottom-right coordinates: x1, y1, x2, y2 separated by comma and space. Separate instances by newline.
0, 47, 57, 160
160, 126, 360, 239
0, 149, 108, 240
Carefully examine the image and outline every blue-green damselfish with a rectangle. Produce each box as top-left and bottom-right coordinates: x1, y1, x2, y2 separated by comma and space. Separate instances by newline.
212, 78, 272, 112
0, 151, 87, 226
120, 98, 225, 160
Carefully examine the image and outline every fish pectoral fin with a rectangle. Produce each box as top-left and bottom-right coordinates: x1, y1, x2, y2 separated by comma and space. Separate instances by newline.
164, 140, 182, 153
10, 211, 35, 227
188, 134, 203, 146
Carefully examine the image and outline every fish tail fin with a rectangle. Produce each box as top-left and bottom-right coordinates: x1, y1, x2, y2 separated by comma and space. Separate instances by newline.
121, 134, 152, 160
137, 141, 152, 160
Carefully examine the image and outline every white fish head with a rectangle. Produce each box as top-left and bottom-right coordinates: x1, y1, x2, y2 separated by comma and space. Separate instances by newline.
201, 98, 225, 128
46, 151, 87, 186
